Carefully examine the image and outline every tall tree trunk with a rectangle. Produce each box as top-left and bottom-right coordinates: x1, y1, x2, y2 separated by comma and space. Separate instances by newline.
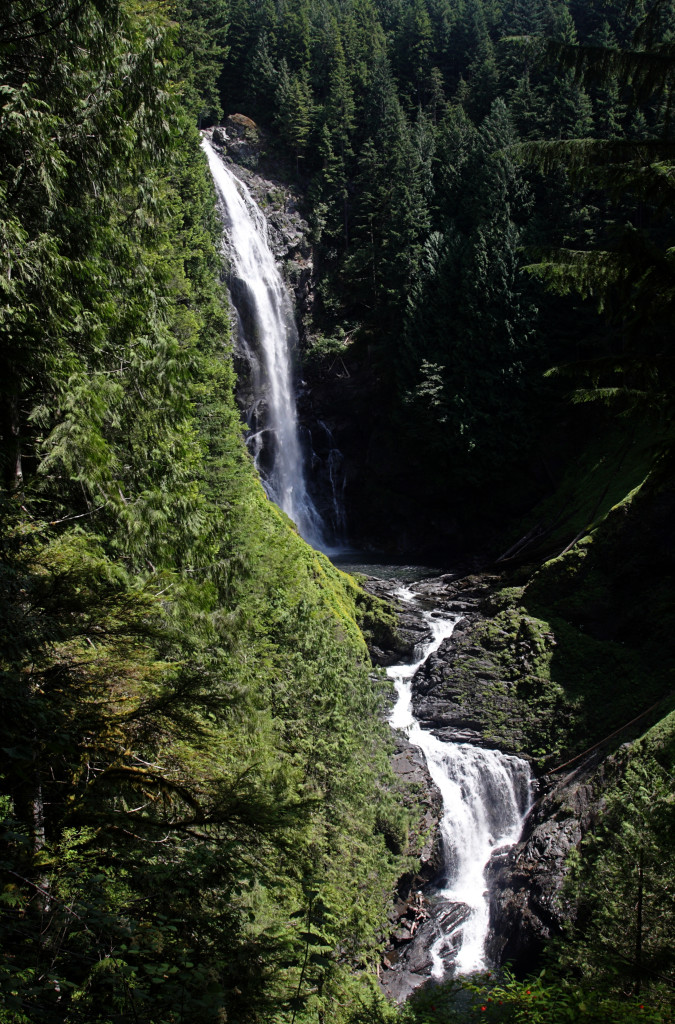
2, 389, 23, 492
635, 844, 644, 996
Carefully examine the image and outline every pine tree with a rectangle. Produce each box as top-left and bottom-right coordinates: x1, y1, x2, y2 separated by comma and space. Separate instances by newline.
503, 0, 545, 36
276, 62, 315, 171
521, 0, 675, 416
546, 8, 595, 138
173, 0, 230, 124
401, 99, 537, 485
397, 0, 434, 105
343, 52, 430, 325
564, 757, 675, 1000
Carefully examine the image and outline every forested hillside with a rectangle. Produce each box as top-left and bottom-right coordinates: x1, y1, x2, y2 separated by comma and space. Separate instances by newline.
1, 0, 674, 1023
0, 3, 412, 1021
214, 0, 675, 550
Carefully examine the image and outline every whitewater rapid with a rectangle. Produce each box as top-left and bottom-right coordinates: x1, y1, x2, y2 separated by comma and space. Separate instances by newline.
388, 586, 532, 976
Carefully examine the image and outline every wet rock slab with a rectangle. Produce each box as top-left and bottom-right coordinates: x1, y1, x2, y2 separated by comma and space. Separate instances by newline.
204, 123, 313, 304
380, 900, 471, 1003
370, 571, 594, 984
486, 753, 614, 973
406, 577, 532, 752
362, 577, 436, 665
389, 735, 443, 874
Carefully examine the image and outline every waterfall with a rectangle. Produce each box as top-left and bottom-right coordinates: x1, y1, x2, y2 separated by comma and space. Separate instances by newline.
316, 420, 347, 544
388, 587, 532, 977
201, 137, 327, 548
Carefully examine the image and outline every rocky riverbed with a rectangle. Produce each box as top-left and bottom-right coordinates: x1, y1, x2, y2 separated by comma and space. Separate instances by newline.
365, 572, 610, 996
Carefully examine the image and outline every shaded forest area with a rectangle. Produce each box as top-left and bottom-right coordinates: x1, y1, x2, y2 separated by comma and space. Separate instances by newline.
1, 1, 675, 1023
214, 0, 675, 551
0, 2, 412, 1021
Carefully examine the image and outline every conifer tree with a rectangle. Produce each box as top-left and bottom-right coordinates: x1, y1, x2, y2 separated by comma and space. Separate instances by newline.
401, 99, 537, 486
522, 0, 675, 415
564, 757, 675, 1000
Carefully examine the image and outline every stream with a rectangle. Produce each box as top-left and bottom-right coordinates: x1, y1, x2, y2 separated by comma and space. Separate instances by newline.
387, 585, 533, 989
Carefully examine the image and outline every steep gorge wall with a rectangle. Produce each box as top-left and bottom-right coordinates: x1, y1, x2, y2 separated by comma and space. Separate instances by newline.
209, 113, 675, 992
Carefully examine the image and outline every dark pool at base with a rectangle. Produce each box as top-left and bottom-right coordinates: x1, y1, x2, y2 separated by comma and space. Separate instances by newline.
329, 550, 450, 583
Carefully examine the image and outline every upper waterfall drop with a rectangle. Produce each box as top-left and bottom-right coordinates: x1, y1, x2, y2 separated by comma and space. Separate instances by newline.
201, 136, 327, 549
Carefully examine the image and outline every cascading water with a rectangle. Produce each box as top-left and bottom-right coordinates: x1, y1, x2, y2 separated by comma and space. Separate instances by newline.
388, 587, 532, 978
308, 420, 347, 544
201, 137, 327, 548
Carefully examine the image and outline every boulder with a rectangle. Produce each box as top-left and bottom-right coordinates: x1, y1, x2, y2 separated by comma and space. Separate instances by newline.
380, 899, 472, 1003
362, 577, 435, 665
389, 736, 443, 875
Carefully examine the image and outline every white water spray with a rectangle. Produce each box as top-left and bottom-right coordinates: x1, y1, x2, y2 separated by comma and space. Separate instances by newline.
202, 137, 326, 548
388, 587, 532, 976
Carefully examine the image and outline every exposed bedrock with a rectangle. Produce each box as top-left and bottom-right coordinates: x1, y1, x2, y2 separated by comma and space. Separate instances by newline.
361, 578, 437, 666
383, 730, 479, 1004
487, 752, 611, 974
381, 734, 446, 1003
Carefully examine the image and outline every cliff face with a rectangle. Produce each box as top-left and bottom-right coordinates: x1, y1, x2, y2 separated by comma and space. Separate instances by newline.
206, 118, 315, 339
206, 119, 360, 541
206, 117, 466, 554
486, 754, 613, 973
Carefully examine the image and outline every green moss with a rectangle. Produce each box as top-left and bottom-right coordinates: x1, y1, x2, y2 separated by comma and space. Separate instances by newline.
456, 558, 672, 769
639, 705, 675, 767
483, 585, 526, 613
502, 415, 661, 563
265, 187, 286, 209
463, 442, 673, 767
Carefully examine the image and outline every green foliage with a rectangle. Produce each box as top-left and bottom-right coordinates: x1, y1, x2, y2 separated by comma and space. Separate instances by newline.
343, 970, 674, 1024
561, 755, 675, 1001
480, 476, 675, 766
173, 0, 230, 123
388, 98, 539, 527
516, 4, 675, 422
460, 968, 673, 1023
3, 0, 675, 1020
205, 0, 671, 548
0, 3, 411, 1021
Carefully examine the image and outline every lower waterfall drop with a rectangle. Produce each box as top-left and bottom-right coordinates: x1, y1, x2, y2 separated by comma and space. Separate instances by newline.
388, 587, 532, 980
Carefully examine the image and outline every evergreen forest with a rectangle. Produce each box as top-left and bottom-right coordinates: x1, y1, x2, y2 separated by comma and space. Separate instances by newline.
1, 1, 674, 1023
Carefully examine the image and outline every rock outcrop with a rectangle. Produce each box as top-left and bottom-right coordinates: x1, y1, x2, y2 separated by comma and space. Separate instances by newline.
380, 735, 446, 1003
380, 899, 471, 1004
487, 751, 614, 973
398, 574, 533, 751
361, 577, 436, 666
204, 120, 315, 327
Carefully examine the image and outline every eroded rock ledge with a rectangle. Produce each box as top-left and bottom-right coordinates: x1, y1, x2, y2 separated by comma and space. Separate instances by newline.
363, 574, 492, 1001
205, 119, 314, 322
